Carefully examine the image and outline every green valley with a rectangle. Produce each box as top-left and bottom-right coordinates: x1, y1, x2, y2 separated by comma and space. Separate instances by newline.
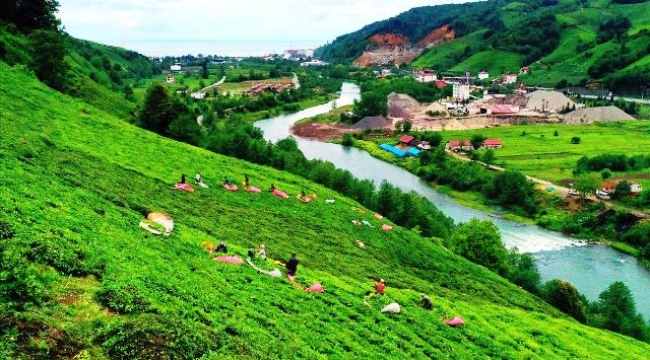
3, 55, 650, 358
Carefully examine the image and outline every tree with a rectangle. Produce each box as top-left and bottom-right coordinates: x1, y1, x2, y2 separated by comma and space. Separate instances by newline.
482, 149, 495, 168
614, 180, 631, 199
353, 91, 387, 118
1, 0, 61, 32
483, 170, 538, 215
589, 281, 650, 341
542, 280, 587, 323
201, 60, 209, 79
28, 30, 69, 91
402, 121, 412, 133
445, 218, 509, 275
601, 169, 612, 180
341, 132, 354, 146
138, 84, 185, 135
574, 174, 601, 206
470, 134, 486, 150
506, 250, 541, 294
123, 84, 134, 101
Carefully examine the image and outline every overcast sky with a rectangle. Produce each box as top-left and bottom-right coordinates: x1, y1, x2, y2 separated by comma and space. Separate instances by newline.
59, 0, 476, 56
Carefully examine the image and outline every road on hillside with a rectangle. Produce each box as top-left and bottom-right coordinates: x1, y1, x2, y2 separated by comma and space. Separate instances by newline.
192, 76, 227, 100
579, 94, 650, 105
445, 149, 649, 219
292, 73, 300, 90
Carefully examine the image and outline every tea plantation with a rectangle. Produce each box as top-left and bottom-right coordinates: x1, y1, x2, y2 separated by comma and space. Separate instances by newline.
1, 63, 649, 359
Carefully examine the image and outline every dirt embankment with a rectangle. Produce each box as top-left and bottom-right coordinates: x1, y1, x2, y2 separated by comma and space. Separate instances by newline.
417, 25, 455, 48
291, 122, 353, 141
354, 25, 455, 68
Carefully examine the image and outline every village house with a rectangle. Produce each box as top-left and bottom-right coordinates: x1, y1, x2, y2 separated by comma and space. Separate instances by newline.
446, 140, 473, 151
602, 181, 643, 196
447, 138, 502, 151
170, 64, 182, 74
519, 66, 531, 75
503, 73, 518, 84
414, 70, 437, 83
452, 84, 471, 101
166, 75, 175, 84
300, 59, 328, 67
477, 70, 489, 80
483, 138, 503, 149
398, 135, 417, 147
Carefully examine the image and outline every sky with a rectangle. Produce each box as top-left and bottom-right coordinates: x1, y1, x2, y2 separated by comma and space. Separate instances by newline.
58, 0, 475, 57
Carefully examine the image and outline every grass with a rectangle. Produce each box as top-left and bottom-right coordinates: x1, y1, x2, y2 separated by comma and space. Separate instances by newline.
411, 30, 487, 70
610, 242, 641, 257
3, 61, 650, 358
437, 122, 650, 184
450, 50, 524, 74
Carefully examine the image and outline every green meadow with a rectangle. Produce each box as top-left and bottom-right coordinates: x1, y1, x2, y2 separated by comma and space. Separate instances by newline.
439, 121, 650, 184
3, 63, 650, 358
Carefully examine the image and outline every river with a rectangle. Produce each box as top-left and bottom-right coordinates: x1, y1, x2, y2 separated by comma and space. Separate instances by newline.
254, 83, 650, 319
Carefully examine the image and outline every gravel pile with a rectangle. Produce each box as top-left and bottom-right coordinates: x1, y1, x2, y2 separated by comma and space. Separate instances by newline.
563, 106, 635, 124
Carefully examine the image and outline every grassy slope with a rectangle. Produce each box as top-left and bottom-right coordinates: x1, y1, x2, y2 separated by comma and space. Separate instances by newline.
451, 50, 524, 74
437, 122, 650, 183
411, 30, 486, 70
411, 1, 650, 85
2, 63, 650, 358
0, 27, 137, 119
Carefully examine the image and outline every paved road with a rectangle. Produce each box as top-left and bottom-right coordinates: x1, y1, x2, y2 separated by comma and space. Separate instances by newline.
579, 94, 650, 105
191, 76, 227, 100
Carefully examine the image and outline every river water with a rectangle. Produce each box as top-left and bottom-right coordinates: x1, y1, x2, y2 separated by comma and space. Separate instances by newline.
254, 83, 650, 319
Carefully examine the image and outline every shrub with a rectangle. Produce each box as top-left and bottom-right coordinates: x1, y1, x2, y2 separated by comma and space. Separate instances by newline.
542, 280, 587, 323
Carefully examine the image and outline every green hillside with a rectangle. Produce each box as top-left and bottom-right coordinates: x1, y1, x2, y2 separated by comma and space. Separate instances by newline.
2, 62, 650, 358
318, 0, 650, 91
0, 24, 152, 119
450, 50, 524, 75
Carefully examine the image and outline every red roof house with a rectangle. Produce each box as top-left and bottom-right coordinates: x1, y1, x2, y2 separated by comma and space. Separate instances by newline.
399, 135, 416, 146
447, 139, 472, 151
484, 138, 503, 148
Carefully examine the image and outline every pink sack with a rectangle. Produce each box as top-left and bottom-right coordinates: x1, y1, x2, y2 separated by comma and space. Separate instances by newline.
272, 189, 289, 199
247, 186, 261, 193
223, 184, 238, 191
214, 256, 244, 265
306, 283, 324, 293
374, 213, 384, 219
174, 183, 195, 192
443, 316, 465, 327
381, 224, 393, 231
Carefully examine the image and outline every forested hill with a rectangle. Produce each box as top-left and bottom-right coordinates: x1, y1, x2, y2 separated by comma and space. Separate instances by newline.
315, 0, 650, 90
0, 1, 155, 119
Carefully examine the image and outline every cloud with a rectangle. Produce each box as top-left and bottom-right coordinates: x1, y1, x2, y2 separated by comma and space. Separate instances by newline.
58, 0, 477, 55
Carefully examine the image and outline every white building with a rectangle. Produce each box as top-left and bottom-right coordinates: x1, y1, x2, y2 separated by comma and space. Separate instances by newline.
166, 76, 175, 83
452, 84, 471, 101
170, 64, 182, 74
478, 71, 489, 80
414, 70, 437, 83
300, 59, 329, 67
503, 73, 518, 84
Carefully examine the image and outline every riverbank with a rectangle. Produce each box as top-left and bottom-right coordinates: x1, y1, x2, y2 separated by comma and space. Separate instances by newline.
254, 83, 650, 318
311, 123, 648, 260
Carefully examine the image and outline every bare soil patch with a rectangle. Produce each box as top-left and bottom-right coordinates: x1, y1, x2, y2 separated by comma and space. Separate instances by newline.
292, 122, 353, 141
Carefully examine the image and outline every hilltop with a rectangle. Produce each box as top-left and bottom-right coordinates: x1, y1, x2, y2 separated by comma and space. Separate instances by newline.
2, 59, 650, 358
316, 0, 650, 90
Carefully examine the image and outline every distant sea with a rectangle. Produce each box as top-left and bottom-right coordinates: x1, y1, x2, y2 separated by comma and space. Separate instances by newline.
111, 40, 326, 57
